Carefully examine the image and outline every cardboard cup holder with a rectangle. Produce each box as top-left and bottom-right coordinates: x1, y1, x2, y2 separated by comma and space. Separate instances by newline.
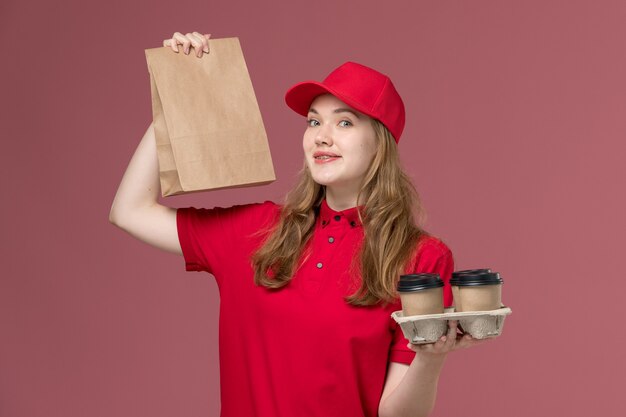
391, 306, 512, 344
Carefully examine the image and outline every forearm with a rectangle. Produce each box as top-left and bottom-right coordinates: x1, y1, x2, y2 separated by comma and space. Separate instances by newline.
109, 122, 162, 222
380, 355, 446, 417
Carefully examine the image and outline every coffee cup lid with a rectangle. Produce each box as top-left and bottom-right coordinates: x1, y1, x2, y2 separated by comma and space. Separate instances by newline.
453, 269, 492, 276
397, 273, 444, 292
450, 269, 503, 286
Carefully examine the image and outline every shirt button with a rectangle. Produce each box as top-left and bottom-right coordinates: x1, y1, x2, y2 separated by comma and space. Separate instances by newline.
316, 262, 323, 269
350, 221, 357, 227
328, 237, 335, 243
334, 215, 341, 221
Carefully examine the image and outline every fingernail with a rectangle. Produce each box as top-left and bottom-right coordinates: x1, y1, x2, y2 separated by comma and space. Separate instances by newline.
441, 336, 447, 342
204, 47, 209, 53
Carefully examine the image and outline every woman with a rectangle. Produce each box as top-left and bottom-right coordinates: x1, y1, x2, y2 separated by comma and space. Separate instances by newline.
109, 31, 489, 417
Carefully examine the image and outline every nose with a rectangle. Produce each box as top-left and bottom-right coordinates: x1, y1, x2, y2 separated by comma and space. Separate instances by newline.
314, 125, 333, 146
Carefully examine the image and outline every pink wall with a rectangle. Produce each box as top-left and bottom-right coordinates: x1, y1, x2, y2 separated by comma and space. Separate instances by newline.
1, 0, 624, 416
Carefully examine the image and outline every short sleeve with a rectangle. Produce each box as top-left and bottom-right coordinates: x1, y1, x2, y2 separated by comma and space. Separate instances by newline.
389, 236, 455, 365
176, 201, 279, 274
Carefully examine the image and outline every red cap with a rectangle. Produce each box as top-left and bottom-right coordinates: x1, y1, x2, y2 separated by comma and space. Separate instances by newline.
285, 62, 406, 143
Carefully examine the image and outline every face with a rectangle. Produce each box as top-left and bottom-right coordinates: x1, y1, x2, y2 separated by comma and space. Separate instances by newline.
303, 94, 377, 196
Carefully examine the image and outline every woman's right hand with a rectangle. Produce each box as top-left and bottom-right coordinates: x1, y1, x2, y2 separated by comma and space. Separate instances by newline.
162, 32, 211, 57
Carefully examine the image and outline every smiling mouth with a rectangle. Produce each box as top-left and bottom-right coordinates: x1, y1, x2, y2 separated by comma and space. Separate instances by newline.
314, 155, 340, 160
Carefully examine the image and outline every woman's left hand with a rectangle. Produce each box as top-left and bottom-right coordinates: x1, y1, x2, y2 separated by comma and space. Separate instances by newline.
406, 320, 491, 357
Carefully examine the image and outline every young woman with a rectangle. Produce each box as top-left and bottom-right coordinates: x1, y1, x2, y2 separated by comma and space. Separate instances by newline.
109, 31, 489, 417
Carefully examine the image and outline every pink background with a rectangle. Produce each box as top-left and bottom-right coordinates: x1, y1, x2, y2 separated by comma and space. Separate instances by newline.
1, 0, 624, 416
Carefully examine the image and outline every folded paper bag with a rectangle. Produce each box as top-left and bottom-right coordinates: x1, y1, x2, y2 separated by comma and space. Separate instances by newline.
145, 37, 276, 197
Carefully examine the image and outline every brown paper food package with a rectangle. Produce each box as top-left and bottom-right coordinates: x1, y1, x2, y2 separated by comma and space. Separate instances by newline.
145, 37, 276, 197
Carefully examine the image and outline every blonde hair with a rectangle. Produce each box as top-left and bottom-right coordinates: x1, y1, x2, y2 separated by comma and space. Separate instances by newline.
251, 119, 427, 306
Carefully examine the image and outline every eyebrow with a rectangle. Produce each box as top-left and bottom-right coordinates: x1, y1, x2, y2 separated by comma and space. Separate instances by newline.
308, 107, 361, 119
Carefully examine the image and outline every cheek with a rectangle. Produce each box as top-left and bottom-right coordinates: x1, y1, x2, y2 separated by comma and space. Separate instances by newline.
357, 142, 377, 173
302, 131, 314, 150
360, 152, 376, 173
360, 138, 377, 161
302, 135, 314, 167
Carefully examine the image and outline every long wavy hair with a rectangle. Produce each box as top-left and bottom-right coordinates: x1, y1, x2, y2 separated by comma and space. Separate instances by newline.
251, 118, 428, 306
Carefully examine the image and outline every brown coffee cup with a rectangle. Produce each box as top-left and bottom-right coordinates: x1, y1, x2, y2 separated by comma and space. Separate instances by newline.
451, 269, 503, 312
397, 273, 445, 316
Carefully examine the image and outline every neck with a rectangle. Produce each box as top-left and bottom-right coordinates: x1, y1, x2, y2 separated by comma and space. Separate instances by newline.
325, 186, 362, 211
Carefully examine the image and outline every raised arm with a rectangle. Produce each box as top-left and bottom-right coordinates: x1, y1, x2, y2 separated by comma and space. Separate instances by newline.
109, 122, 181, 255
109, 32, 211, 256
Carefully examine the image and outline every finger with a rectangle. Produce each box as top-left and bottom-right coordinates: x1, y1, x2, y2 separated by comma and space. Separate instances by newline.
408, 341, 437, 353
191, 32, 208, 55
445, 321, 458, 347
173, 32, 191, 54
185, 32, 204, 57
456, 334, 473, 348
187, 32, 203, 57
433, 335, 447, 351
194, 31, 210, 53
457, 334, 489, 349
408, 342, 430, 353
193, 33, 207, 57
458, 335, 479, 349
163, 37, 178, 52
448, 320, 459, 332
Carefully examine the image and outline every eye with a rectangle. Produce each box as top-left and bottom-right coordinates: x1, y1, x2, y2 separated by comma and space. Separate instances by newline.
339, 120, 352, 127
306, 119, 319, 127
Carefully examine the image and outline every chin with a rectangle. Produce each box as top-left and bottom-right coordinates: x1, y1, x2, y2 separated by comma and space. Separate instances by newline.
311, 177, 334, 187
309, 170, 339, 186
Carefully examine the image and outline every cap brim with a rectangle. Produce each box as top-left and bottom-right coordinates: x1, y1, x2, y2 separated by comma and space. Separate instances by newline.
285, 81, 374, 121
284, 81, 334, 116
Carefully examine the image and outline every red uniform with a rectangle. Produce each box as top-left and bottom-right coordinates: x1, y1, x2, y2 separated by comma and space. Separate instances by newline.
176, 199, 454, 417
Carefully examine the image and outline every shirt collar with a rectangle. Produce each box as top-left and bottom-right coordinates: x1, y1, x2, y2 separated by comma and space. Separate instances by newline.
318, 199, 363, 229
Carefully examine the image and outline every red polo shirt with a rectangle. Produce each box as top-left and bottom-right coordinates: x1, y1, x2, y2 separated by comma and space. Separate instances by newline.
176, 199, 454, 417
